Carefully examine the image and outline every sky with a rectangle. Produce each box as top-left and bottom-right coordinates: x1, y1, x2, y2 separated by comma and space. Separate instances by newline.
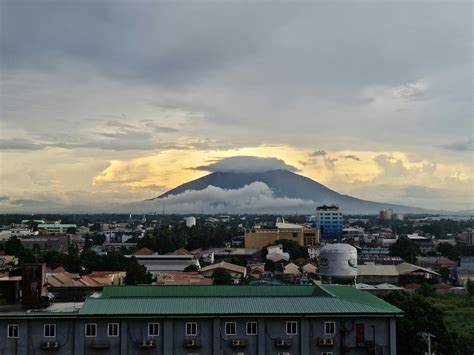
0, 0, 472, 213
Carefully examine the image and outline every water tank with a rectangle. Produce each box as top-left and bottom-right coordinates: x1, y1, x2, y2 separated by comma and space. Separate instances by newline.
319, 244, 357, 283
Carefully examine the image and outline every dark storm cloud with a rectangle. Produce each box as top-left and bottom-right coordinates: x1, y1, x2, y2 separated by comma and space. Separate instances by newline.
194, 156, 299, 173
309, 150, 327, 157
343, 155, 361, 161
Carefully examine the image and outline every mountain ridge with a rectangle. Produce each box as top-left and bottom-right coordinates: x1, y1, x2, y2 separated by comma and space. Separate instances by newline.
149, 170, 440, 214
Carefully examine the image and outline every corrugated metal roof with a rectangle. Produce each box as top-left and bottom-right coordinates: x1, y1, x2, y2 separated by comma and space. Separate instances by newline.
0, 285, 402, 318
101, 285, 329, 298
78, 296, 399, 316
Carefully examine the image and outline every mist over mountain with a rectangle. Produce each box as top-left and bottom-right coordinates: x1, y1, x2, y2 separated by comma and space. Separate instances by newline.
145, 170, 436, 214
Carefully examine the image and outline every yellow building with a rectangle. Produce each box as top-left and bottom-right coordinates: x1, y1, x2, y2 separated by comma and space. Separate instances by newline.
244, 219, 319, 249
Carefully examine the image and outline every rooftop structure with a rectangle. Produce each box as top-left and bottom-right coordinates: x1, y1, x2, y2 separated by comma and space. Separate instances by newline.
0, 285, 401, 354
245, 218, 319, 249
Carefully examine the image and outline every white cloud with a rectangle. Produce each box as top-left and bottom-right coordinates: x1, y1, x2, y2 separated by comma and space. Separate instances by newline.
128, 182, 315, 213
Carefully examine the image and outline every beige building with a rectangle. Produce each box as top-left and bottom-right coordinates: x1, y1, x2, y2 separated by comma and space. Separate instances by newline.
245, 219, 319, 249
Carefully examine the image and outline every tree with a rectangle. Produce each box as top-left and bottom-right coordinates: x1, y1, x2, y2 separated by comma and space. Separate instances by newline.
228, 255, 248, 267
389, 236, 420, 262
4, 236, 24, 256
184, 264, 199, 272
466, 280, 474, 297
437, 243, 459, 261
438, 266, 450, 282
18, 249, 36, 264
66, 227, 77, 234
382, 291, 458, 355
212, 268, 233, 284
64, 245, 82, 273
125, 257, 153, 285
416, 283, 436, 298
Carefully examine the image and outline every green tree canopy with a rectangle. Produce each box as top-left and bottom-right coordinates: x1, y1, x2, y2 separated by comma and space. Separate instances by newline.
125, 257, 153, 285
389, 236, 420, 262
212, 268, 233, 285
4, 236, 24, 256
383, 291, 458, 354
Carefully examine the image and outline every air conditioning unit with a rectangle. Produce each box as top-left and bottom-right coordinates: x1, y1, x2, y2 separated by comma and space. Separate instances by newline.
230, 339, 247, 347
318, 338, 335, 346
278, 352, 290, 355
275, 338, 292, 347
137, 340, 156, 349
41, 341, 59, 350
233, 353, 245, 355
184, 338, 201, 348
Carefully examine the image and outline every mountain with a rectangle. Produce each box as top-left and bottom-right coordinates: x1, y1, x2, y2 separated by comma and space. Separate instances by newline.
148, 170, 435, 214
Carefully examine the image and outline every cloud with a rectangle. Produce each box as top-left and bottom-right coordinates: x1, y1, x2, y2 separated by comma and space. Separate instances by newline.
374, 154, 410, 176
0, 138, 46, 151
129, 182, 315, 213
343, 155, 361, 161
0, 196, 9, 202
309, 150, 327, 157
194, 156, 299, 173
441, 139, 473, 152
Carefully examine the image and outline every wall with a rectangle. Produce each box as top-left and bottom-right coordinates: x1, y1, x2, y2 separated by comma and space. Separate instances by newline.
0, 315, 397, 355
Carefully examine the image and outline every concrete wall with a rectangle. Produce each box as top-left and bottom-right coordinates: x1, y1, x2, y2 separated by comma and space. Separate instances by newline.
0, 315, 397, 355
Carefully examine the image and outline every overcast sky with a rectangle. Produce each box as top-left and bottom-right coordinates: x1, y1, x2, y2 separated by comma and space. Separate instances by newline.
0, 0, 472, 213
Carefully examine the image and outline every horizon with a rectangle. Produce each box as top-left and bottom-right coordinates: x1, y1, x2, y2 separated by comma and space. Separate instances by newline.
1, 1, 472, 213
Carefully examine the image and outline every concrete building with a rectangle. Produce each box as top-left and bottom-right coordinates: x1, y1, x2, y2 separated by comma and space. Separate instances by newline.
245, 218, 319, 249
38, 224, 77, 234
0, 284, 401, 354
379, 209, 393, 221
316, 205, 343, 240
184, 216, 197, 228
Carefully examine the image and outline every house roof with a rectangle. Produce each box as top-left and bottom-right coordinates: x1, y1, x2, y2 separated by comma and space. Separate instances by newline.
402, 283, 421, 290
77, 285, 402, 316
166, 248, 191, 256
358, 262, 439, 277
134, 247, 155, 256
201, 261, 246, 275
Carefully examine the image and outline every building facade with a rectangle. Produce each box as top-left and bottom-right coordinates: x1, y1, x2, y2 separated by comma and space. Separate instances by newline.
0, 285, 400, 355
316, 205, 343, 240
245, 221, 319, 250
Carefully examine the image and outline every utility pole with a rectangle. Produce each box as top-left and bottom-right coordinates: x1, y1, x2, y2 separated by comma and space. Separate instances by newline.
419, 332, 435, 355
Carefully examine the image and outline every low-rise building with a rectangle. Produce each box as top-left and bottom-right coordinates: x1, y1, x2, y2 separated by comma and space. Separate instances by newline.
0, 284, 402, 354
245, 218, 319, 249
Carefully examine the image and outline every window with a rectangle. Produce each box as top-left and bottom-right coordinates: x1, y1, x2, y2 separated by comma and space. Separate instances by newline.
85, 323, 97, 337
44, 324, 56, 337
225, 322, 236, 335
7, 324, 19, 338
108, 323, 119, 337
324, 321, 335, 335
286, 321, 297, 335
246, 322, 257, 335
148, 323, 159, 336
186, 322, 197, 336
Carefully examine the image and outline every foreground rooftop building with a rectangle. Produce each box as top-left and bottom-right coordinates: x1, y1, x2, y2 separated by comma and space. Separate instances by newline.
0, 285, 401, 354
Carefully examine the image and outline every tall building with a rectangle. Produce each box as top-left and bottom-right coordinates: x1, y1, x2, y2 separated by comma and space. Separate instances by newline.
0, 285, 401, 354
379, 209, 394, 220
315, 205, 343, 240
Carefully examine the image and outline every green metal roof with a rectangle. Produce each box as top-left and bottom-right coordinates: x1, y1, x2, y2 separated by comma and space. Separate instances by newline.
100, 285, 329, 298
79, 285, 401, 316
0, 285, 402, 318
